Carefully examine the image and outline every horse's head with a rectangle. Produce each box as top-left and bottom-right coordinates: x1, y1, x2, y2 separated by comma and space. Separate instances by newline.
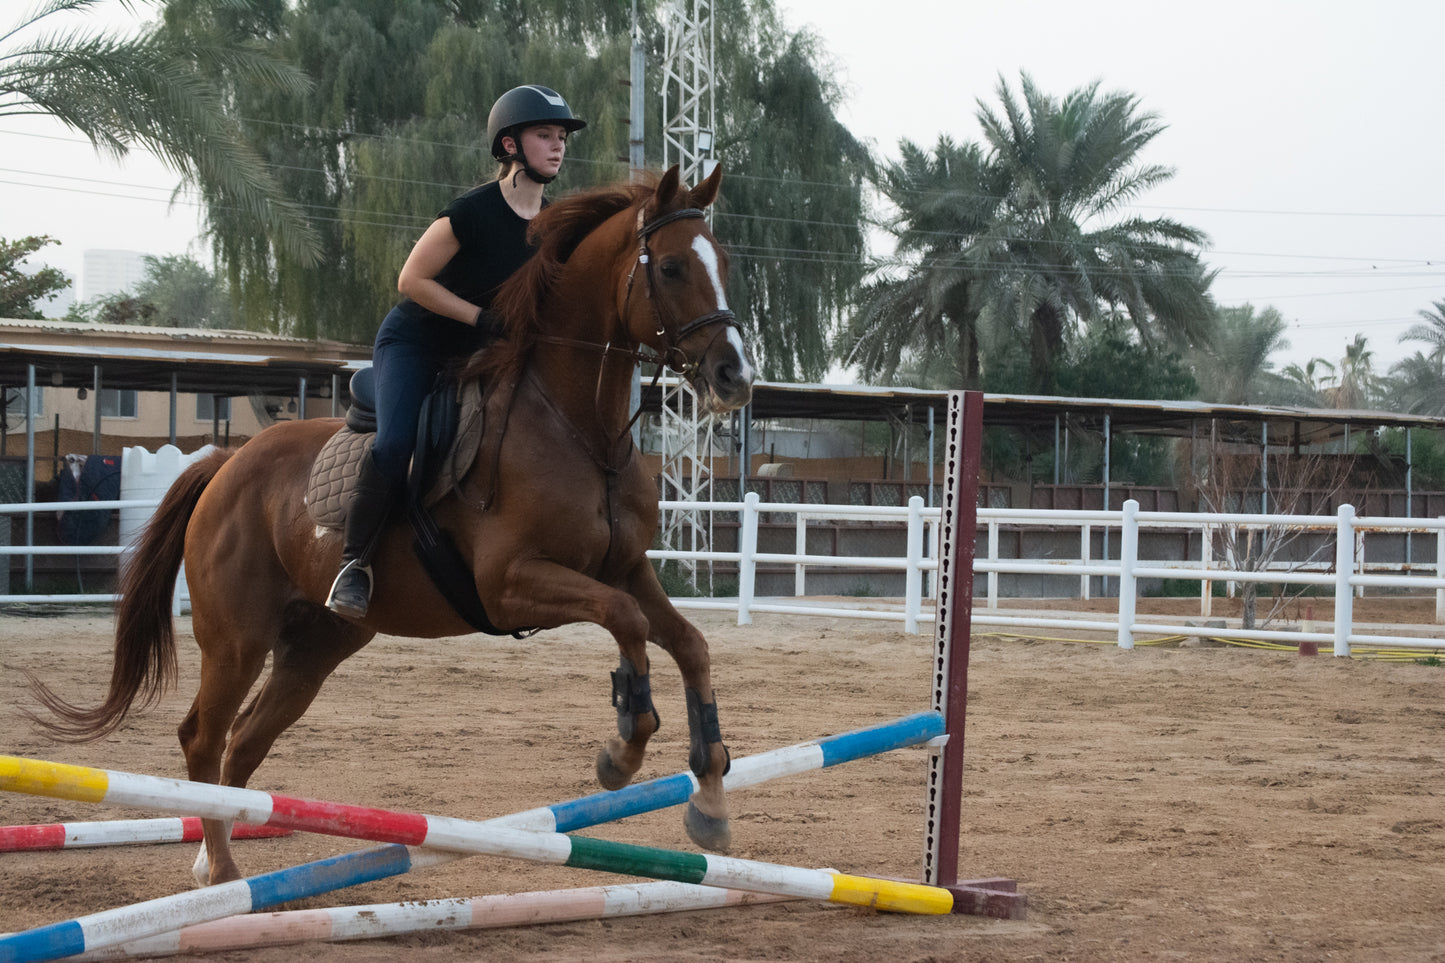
623, 165, 755, 414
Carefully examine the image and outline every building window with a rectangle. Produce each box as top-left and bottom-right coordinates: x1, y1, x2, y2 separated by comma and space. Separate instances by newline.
195, 394, 231, 421
99, 388, 138, 419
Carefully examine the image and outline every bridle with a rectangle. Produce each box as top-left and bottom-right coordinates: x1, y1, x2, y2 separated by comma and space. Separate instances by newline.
533, 204, 746, 444
622, 206, 742, 378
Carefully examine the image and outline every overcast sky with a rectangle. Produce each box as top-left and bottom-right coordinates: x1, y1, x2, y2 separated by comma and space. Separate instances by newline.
4, 0, 1443, 373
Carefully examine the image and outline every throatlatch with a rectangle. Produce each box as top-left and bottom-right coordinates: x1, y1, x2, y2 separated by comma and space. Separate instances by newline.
610, 656, 660, 741
686, 688, 731, 779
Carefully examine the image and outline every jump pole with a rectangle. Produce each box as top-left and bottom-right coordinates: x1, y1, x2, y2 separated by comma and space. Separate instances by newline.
0, 714, 960, 962
69, 881, 792, 961
0, 818, 289, 853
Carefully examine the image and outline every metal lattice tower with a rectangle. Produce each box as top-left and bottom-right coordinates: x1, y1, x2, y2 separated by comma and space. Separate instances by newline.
657, 0, 719, 586
661, 0, 718, 190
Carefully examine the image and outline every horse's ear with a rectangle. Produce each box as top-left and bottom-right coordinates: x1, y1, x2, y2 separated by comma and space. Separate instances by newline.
688, 163, 723, 210
655, 166, 682, 209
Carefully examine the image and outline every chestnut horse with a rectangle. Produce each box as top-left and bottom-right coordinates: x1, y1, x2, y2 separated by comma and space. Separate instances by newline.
29, 165, 754, 886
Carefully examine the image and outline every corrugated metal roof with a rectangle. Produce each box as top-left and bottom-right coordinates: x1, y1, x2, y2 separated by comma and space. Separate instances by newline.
643, 380, 1445, 445
0, 319, 371, 396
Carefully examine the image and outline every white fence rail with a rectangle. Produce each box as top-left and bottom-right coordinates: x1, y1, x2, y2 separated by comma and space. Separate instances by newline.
4, 494, 1444, 656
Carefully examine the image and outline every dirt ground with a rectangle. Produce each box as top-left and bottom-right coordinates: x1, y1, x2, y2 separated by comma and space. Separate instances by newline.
1, 600, 1442, 962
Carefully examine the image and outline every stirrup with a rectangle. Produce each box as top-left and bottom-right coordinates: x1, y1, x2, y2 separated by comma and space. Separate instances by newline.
326, 558, 374, 619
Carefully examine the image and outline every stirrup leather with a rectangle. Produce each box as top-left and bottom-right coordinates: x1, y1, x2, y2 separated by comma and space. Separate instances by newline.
326, 558, 374, 617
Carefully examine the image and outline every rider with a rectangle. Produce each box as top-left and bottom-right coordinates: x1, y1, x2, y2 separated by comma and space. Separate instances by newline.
327, 84, 587, 619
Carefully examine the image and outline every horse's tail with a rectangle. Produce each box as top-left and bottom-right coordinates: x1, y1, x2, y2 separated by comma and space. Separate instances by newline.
27, 448, 235, 743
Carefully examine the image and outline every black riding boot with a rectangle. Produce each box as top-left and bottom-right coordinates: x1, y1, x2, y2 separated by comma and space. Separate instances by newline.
326, 452, 397, 619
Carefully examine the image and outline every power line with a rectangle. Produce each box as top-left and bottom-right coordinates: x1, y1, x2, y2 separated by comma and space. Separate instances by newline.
8, 170, 1442, 293
7, 122, 1445, 223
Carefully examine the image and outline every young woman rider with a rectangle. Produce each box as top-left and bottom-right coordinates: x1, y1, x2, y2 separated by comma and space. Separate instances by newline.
327, 84, 586, 619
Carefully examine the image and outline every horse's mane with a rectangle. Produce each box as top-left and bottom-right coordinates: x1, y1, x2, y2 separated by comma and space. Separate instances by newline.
459, 175, 658, 384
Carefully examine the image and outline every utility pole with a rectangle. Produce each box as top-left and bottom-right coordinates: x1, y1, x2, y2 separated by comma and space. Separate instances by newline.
629, 0, 646, 176
629, 0, 646, 443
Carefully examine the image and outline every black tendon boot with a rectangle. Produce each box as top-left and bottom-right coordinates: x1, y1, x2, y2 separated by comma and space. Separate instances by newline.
326, 453, 397, 619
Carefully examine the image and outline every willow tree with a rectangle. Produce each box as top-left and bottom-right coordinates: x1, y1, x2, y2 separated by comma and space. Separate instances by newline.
708, 12, 871, 381
157, 0, 627, 341
159, 0, 869, 370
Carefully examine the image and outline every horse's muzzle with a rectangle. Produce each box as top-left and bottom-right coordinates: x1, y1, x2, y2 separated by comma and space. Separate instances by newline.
695, 334, 755, 414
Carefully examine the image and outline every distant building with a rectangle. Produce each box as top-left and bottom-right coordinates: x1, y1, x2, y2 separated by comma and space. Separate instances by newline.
38, 274, 76, 318
82, 249, 147, 301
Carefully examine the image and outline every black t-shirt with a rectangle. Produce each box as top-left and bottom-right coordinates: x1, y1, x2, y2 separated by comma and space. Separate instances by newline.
392, 180, 538, 349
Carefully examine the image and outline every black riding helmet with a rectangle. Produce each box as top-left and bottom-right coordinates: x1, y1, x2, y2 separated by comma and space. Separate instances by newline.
487, 85, 587, 184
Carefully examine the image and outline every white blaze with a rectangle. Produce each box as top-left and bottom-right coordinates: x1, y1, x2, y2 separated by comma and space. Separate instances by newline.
691, 236, 754, 382
691, 235, 729, 312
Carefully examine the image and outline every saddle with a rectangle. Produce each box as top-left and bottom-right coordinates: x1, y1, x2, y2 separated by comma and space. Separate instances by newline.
306, 368, 519, 636
306, 368, 486, 526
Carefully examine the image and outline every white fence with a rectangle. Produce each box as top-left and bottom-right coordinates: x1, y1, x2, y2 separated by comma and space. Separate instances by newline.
4, 493, 1444, 656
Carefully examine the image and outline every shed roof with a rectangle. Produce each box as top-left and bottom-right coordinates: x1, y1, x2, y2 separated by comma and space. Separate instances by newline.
5, 319, 1441, 445
644, 380, 1445, 446
0, 318, 370, 397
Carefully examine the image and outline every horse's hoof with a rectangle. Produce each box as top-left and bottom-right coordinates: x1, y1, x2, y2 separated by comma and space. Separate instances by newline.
596, 748, 633, 791
685, 800, 732, 853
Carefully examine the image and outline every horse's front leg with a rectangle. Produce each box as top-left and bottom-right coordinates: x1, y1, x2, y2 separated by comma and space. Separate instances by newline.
625, 562, 732, 853
491, 560, 660, 791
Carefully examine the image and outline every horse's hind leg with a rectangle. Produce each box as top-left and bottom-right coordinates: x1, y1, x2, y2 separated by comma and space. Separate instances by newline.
177, 610, 272, 885
186, 602, 372, 885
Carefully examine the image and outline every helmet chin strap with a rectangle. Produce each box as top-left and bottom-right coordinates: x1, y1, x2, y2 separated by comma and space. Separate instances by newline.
504, 130, 556, 186
508, 158, 556, 186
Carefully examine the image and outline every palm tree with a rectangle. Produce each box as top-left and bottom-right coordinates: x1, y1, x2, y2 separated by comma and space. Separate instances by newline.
975, 73, 1215, 393
1398, 299, 1445, 362
0, 0, 318, 263
838, 137, 1001, 388
1389, 351, 1445, 416
1324, 334, 1379, 409
1279, 356, 1337, 407
1190, 304, 1289, 405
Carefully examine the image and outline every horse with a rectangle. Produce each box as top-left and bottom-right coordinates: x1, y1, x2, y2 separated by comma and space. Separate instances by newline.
28, 164, 755, 886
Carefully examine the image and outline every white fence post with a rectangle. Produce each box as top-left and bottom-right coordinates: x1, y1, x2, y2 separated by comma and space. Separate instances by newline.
987, 520, 999, 608
737, 492, 759, 625
1355, 528, 1366, 598
1118, 500, 1139, 650
1334, 504, 1355, 657
1080, 523, 1092, 600
794, 512, 806, 598
1437, 516, 1445, 623
1201, 522, 1213, 618
926, 517, 939, 600
905, 496, 923, 634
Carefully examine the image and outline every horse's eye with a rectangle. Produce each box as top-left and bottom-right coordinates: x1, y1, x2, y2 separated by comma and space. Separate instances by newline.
659, 259, 683, 280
